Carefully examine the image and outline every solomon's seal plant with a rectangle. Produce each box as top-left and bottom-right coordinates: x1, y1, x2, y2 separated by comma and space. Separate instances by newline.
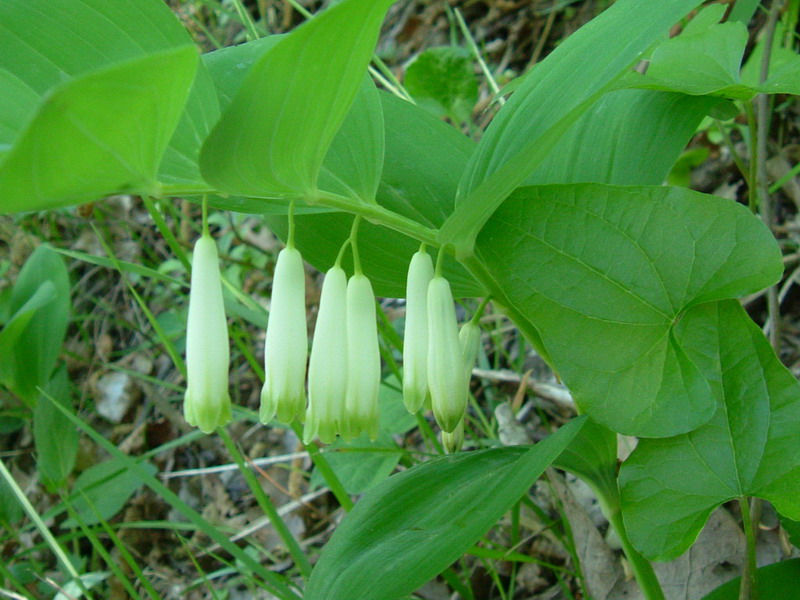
3, 0, 800, 598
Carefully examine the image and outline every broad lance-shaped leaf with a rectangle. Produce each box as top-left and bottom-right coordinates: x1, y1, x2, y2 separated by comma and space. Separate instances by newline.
267, 92, 483, 298
619, 300, 800, 561
304, 417, 586, 600
1, 245, 70, 406
200, 0, 395, 198
475, 183, 782, 437
0, 48, 197, 213
0, 0, 200, 213
440, 0, 704, 256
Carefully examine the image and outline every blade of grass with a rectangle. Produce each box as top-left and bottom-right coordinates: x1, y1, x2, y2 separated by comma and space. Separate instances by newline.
0, 460, 84, 588
217, 427, 313, 579
61, 499, 145, 600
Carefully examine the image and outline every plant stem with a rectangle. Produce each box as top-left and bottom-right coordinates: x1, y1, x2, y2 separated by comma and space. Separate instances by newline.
600, 495, 665, 600
739, 497, 760, 600
217, 427, 312, 580
755, 0, 785, 351
316, 191, 438, 246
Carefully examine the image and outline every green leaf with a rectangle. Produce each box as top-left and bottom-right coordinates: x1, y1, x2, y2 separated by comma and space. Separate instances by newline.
0, 0, 200, 212
157, 61, 221, 194
34, 367, 78, 488
268, 92, 483, 298
62, 459, 157, 528
405, 46, 478, 123
553, 417, 618, 504
1, 246, 70, 405
475, 184, 781, 437
525, 89, 720, 186
781, 515, 800, 549
304, 417, 586, 600
0, 472, 23, 526
700, 559, 800, 600
618, 19, 754, 99
619, 300, 800, 560
200, 0, 395, 198
441, 0, 704, 256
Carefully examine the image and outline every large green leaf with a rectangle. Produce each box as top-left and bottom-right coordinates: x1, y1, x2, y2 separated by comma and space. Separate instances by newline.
0, 0, 200, 213
525, 89, 720, 186
440, 0, 703, 256
701, 559, 800, 600
157, 61, 221, 195
304, 417, 586, 600
200, 0, 395, 199
619, 300, 800, 560
268, 92, 483, 298
0, 48, 198, 213
0, 246, 70, 405
475, 184, 781, 437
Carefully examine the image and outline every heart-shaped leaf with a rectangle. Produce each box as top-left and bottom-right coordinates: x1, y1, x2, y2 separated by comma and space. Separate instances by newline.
476, 184, 782, 437
619, 300, 800, 560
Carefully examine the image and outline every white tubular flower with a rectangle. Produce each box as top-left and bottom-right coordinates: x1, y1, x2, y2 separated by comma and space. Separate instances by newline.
304, 266, 348, 444
184, 234, 232, 434
343, 272, 381, 441
403, 250, 434, 414
260, 246, 308, 425
427, 276, 468, 433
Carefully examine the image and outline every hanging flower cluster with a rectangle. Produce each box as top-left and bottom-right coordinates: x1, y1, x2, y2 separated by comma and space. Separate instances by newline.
403, 247, 482, 452
181, 210, 481, 452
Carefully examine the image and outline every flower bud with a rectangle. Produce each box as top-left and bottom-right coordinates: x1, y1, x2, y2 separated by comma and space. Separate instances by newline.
184, 235, 232, 434
343, 273, 381, 441
442, 418, 465, 454
459, 321, 480, 379
403, 250, 434, 414
427, 276, 468, 433
260, 246, 308, 424
304, 266, 348, 444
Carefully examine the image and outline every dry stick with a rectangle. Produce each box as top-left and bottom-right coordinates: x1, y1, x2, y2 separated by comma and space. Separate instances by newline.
745, 6, 785, 600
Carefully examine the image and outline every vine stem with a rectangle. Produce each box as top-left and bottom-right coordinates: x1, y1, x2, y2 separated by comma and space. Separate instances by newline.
739, 497, 760, 600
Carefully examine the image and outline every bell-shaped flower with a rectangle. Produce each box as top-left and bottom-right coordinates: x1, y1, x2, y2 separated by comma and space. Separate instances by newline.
260, 246, 308, 425
403, 250, 434, 414
343, 272, 381, 441
304, 266, 348, 444
184, 235, 232, 434
427, 276, 468, 433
